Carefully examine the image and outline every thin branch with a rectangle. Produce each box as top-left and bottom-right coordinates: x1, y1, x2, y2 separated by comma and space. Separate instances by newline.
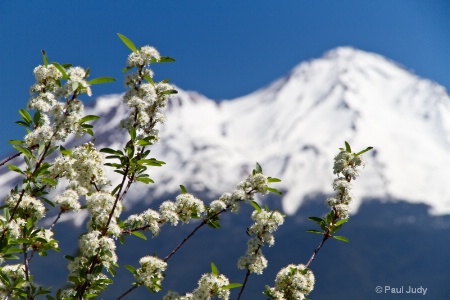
49, 210, 63, 232
163, 208, 225, 262
0, 152, 22, 167
237, 270, 251, 300
305, 235, 329, 268
116, 285, 138, 300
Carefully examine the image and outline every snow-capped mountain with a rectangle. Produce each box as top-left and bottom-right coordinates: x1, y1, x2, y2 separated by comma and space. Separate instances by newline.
82, 47, 450, 216
3, 47, 450, 216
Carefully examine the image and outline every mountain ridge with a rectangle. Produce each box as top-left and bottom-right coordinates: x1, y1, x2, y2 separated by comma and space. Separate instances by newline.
2, 46, 450, 216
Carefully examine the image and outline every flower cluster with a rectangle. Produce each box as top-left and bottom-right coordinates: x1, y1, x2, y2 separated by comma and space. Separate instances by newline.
86, 191, 123, 237
265, 264, 315, 300
26, 64, 92, 147
126, 46, 160, 68
0, 264, 27, 298
68, 231, 117, 283
50, 142, 110, 197
238, 210, 284, 275
4, 192, 46, 221
159, 193, 205, 225
121, 45, 175, 141
124, 208, 161, 236
164, 273, 230, 300
134, 256, 167, 292
214, 173, 270, 214
53, 189, 81, 212
326, 149, 367, 219
333, 150, 366, 179
0, 216, 25, 243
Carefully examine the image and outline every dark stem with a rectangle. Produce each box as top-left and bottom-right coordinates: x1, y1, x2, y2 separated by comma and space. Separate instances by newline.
116, 285, 139, 300
103, 164, 129, 235
305, 235, 329, 268
237, 269, 251, 300
49, 210, 63, 232
22, 244, 32, 299
163, 208, 226, 262
0, 152, 22, 167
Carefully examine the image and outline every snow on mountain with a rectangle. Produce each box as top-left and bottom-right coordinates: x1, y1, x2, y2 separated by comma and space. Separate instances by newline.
3, 47, 450, 216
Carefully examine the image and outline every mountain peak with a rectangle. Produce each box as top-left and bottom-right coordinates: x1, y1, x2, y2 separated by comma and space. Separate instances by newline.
323, 46, 364, 59
2, 48, 450, 217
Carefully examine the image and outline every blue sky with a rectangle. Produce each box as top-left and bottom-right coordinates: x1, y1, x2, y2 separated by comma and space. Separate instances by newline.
1, 1, 449, 157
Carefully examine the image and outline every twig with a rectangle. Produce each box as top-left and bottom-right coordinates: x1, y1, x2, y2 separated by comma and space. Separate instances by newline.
116, 285, 138, 300
163, 209, 225, 262
0, 152, 22, 167
305, 235, 329, 268
237, 269, 251, 300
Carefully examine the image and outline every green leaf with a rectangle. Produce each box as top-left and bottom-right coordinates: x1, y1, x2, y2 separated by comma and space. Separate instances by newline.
122, 66, 133, 73
8, 140, 24, 145
41, 197, 55, 207
15, 120, 30, 127
308, 216, 325, 224
111, 184, 121, 196
59, 146, 72, 156
333, 235, 349, 242
334, 219, 348, 227
39, 177, 58, 185
85, 294, 97, 298
222, 283, 243, 289
267, 177, 281, 183
211, 262, 219, 276
144, 75, 155, 86
180, 185, 187, 194
345, 141, 351, 153
34, 110, 41, 126
125, 265, 137, 275
355, 146, 374, 156
19, 109, 32, 124
137, 159, 165, 166
79, 115, 100, 124
100, 148, 123, 155
87, 77, 116, 85
117, 33, 137, 52
83, 128, 94, 136
161, 89, 178, 95
84, 67, 90, 79
249, 200, 262, 213
207, 220, 221, 229
136, 177, 154, 184
6, 247, 23, 254
51, 62, 68, 79
137, 139, 152, 146
306, 229, 323, 234
129, 126, 136, 142
255, 162, 263, 174
16, 238, 31, 244
73, 81, 81, 91
41, 50, 48, 66
266, 187, 282, 195
13, 145, 35, 160
7, 165, 24, 174
131, 231, 147, 240
151, 56, 176, 63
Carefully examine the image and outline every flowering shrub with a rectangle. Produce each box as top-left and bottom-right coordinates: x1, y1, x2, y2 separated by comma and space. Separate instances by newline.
0, 34, 372, 299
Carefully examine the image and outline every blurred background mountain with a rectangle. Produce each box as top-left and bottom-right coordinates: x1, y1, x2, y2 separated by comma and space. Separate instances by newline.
2, 48, 449, 299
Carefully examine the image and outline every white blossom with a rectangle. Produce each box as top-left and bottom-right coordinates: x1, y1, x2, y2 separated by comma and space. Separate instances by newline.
135, 256, 167, 292
192, 273, 230, 299
267, 264, 315, 300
